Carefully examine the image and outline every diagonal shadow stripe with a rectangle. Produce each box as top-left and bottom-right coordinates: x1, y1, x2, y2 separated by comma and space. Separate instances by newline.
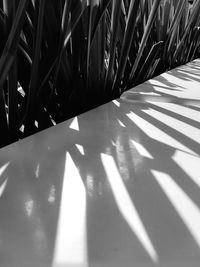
101, 153, 159, 264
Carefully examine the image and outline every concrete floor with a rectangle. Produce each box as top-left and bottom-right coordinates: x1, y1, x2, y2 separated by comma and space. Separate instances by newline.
0, 59, 200, 267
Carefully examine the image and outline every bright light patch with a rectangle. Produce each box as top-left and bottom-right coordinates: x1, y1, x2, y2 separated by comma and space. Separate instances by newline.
112, 100, 120, 107
20, 125, 25, 132
127, 112, 197, 156
101, 153, 158, 263
131, 140, 153, 159
53, 152, 88, 267
25, 198, 34, 217
111, 141, 116, 147
86, 175, 94, 196
35, 164, 40, 178
48, 185, 56, 203
173, 151, 200, 188
69, 117, 79, 131
75, 144, 85, 156
139, 92, 161, 96
35, 120, 38, 128
152, 170, 200, 248
117, 119, 126, 127
0, 178, 8, 198
0, 162, 10, 177
115, 136, 130, 180
148, 102, 200, 123
144, 108, 200, 145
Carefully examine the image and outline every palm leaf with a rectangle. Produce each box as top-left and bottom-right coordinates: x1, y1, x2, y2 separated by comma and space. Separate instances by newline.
104, 0, 122, 91
173, 0, 200, 62
24, 0, 46, 135
0, 0, 29, 88
127, 0, 162, 88
112, 0, 141, 94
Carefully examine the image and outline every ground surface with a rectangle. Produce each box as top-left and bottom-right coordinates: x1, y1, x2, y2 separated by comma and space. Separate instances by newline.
0, 59, 200, 267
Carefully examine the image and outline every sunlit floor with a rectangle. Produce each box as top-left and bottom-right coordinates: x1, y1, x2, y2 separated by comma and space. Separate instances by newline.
1, 59, 200, 267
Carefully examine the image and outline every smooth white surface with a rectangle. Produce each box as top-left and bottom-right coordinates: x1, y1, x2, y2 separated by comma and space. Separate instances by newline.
0, 60, 200, 266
